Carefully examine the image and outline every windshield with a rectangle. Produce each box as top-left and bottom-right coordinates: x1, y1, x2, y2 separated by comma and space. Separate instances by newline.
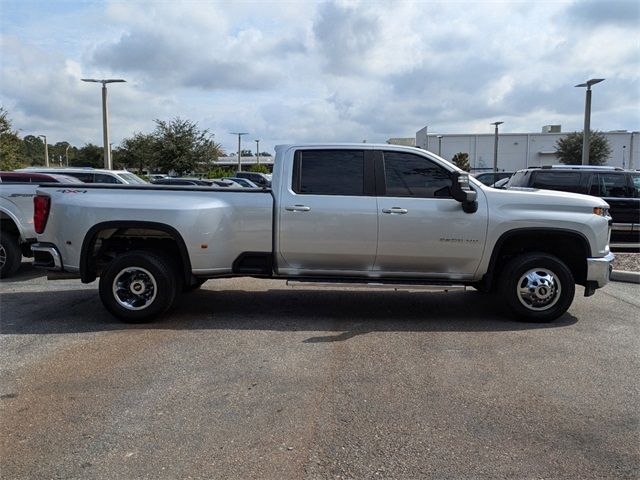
118, 173, 148, 184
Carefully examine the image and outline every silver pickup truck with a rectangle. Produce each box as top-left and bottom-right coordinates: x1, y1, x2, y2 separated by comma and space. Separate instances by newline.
32, 144, 614, 323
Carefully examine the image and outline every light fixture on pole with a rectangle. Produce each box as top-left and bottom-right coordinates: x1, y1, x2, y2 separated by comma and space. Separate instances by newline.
231, 132, 248, 171
575, 78, 604, 165
64, 144, 70, 166
38, 135, 49, 167
255, 139, 260, 165
490, 121, 504, 173
81, 78, 126, 170
437, 135, 443, 156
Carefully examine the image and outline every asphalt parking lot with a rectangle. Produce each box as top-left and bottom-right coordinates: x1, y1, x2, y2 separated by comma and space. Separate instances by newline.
1, 264, 639, 479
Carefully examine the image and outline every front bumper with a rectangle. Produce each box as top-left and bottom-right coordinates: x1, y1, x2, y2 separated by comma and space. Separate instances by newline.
31, 243, 62, 270
586, 252, 615, 289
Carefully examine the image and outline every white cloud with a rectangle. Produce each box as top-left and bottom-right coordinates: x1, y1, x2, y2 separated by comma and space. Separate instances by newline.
0, 0, 638, 155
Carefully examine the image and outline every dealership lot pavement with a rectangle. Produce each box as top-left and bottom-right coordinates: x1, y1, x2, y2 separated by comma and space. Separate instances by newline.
1, 265, 639, 479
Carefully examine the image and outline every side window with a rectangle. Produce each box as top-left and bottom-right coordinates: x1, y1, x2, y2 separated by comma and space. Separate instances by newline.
531, 172, 584, 194
67, 172, 94, 183
631, 174, 640, 198
589, 173, 628, 197
382, 151, 452, 198
293, 150, 365, 196
93, 173, 121, 184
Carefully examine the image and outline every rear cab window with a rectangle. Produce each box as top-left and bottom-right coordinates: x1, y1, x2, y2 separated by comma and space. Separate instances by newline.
292, 149, 369, 196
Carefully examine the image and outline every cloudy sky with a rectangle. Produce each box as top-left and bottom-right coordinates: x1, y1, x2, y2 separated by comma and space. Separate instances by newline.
1, 0, 638, 154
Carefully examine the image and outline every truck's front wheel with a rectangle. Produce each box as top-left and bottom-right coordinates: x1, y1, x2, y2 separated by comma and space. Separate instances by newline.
99, 251, 177, 323
499, 253, 575, 322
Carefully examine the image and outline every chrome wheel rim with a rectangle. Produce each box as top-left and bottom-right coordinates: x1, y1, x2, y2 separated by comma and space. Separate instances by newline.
112, 267, 157, 311
0, 244, 6, 270
517, 268, 561, 311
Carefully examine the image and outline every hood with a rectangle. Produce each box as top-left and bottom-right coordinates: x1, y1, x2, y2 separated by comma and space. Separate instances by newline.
487, 186, 609, 208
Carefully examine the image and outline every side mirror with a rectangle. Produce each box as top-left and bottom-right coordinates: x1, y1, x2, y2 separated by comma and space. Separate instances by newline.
451, 172, 478, 214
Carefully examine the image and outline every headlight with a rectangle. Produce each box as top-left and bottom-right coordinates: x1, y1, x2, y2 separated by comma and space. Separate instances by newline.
593, 207, 609, 217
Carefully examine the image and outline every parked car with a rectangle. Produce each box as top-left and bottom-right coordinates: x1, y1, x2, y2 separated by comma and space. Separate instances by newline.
33, 144, 613, 323
0, 172, 82, 277
148, 174, 168, 182
151, 178, 211, 186
16, 167, 147, 185
234, 171, 271, 187
473, 171, 514, 186
222, 177, 259, 188
1, 172, 83, 184
490, 177, 511, 189
507, 165, 640, 246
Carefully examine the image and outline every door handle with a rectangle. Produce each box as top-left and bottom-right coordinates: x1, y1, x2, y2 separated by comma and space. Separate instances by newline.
382, 207, 408, 214
285, 205, 311, 212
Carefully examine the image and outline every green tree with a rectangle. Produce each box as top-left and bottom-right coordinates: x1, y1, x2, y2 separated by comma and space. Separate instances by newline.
555, 131, 611, 166
205, 167, 236, 179
451, 152, 470, 172
245, 164, 270, 174
0, 107, 25, 170
22, 135, 46, 165
152, 117, 221, 175
73, 143, 103, 168
116, 132, 157, 173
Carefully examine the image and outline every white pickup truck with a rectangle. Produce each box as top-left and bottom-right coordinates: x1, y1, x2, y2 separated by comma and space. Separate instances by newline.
32, 144, 614, 323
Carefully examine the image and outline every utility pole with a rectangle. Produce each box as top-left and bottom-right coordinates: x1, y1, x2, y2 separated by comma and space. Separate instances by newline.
81, 78, 126, 169
255, 139, 260, 165
38, 135, 49, 167
65, 144, 70, 166
575, 78, 604, 165
231, 132, 248, 171
490, 122, 504, 173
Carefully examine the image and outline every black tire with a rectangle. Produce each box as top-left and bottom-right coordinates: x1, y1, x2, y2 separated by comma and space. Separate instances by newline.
99, 251, 177, 323
183, 278, 207, 292
0, 232, 22, 279
499, 252, 575, 323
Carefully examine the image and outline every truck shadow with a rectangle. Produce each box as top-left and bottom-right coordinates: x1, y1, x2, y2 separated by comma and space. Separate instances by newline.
0, 262, 46, 283
1, 287, 577, 336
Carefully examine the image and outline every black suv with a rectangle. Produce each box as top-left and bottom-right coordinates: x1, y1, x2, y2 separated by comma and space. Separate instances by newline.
507, 166, 640, 245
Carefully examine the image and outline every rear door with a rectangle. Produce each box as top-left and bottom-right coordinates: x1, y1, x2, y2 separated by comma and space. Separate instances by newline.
373, 149, 488, 278
277, 148, 378, 274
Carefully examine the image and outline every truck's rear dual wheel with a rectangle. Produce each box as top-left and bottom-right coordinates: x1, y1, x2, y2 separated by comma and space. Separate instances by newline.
99, 251, 178, 323
0, 232, 22, 278
499, 253, 575, 323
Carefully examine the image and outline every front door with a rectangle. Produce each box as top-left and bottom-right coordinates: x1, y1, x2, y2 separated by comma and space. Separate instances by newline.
373, 149, 488, 278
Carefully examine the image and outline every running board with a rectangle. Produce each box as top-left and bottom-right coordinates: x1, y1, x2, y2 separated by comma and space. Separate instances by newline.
286, 280, 467, 292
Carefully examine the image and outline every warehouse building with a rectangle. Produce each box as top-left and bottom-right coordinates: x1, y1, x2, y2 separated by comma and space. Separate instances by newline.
415, 126, 638, 172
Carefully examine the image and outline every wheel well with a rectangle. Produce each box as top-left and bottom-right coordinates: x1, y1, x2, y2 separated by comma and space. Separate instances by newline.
484, 230, 589, 291
80, 222, 192, 284
0, 215, 20, 238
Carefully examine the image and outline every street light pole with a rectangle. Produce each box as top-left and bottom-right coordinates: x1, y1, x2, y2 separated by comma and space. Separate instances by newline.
231, 132, 248, 172
490, 122, 504, 173
38, 135, 49, 167
81, 78, 126, 170
65, 144, 70, 166
255, 140, 260, 165
575, 78, 604, 165
437, 135, 443, 156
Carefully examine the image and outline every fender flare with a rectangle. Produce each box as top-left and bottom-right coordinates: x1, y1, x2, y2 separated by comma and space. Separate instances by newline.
80, 221, 192, 284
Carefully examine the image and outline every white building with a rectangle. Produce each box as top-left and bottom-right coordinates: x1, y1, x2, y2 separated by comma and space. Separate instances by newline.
416, 126, 639, 172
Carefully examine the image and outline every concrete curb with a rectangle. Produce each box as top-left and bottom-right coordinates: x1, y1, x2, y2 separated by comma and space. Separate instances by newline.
611, 270, 640, 284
